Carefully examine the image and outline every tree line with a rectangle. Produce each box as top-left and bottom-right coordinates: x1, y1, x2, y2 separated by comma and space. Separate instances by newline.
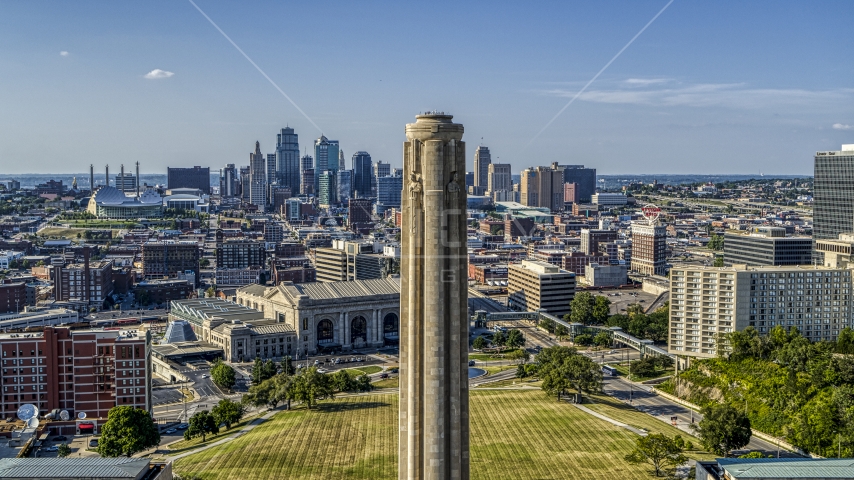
664, 325, 854, 457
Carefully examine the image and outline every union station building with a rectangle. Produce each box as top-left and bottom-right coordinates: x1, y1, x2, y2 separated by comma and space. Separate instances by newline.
236, 276, 401, 355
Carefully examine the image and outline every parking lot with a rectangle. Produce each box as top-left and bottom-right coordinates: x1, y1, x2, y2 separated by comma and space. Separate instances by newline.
590, 289, 659, 315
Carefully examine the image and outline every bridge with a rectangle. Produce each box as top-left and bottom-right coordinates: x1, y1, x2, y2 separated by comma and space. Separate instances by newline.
472, 309, 674, 360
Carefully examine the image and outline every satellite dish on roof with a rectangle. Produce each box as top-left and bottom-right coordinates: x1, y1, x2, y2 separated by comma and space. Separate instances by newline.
27, 417, 39, 429
77, 412, 87, 420
16, 404, 37, 422
59, 410, 70, 421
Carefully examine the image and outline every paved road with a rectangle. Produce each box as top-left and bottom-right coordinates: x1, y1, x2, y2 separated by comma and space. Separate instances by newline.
467, 295, 509, 314
602, 376, 800, 458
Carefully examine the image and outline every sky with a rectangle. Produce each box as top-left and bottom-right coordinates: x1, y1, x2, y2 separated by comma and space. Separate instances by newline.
1, 0, 853, 176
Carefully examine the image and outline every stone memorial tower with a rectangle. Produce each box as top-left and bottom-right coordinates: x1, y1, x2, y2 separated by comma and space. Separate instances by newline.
399, 113, 469, 479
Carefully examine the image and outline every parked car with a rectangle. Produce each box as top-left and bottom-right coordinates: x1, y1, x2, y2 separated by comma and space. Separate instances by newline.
389, 368, 399, 374
468, 360, 476, 366
89, 439, 99, 448
53, 435, 67, 442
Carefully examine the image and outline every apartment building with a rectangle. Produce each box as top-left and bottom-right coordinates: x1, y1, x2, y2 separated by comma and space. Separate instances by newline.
0, 326, 150, 431
669, 265, 852, 358
508, 260, 576, 318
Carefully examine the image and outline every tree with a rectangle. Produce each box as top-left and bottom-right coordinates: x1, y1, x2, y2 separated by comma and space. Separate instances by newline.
594, 331, 611, 348
243, 374, 291, 409
837, 327, 854, 355
592, 296, 611, 324
630, 357, 658, 378
199, 258, 210, 268
506, 329, 525, 349
204, 286, 216, 298
332, 370, 357, 392
262, 359, 278, 380
57, 443, 71, 458
570, 292, 595, 325
537, 346, 602, 402
694, 404, 752, 456
507, 349, 530, 364
554, 324, 568, 341
355, 374, 373, 392
707, 234, 724, 251
211, 399, 244, 430
573, 334, 593, 346
97, 406, 161, 457
281, 356, 295, 376
185, 410, 219, 442
287, 367, 334, 410
540, 318, 556, 333
210, 360, 236, 391
713, 256, 725, 267
624, 433, 688, 477
472, 336, 487, 350
491, 331, 507, 348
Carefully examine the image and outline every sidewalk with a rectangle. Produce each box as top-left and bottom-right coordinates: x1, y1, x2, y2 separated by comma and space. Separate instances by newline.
572, 404, 648, 436
162, 406, 282, 461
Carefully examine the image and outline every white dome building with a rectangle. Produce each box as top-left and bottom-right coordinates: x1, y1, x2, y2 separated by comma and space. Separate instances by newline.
87, 186, 163, 219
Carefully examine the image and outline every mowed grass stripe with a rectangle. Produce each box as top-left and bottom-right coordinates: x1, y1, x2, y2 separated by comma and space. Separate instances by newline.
174, 391, 658, 479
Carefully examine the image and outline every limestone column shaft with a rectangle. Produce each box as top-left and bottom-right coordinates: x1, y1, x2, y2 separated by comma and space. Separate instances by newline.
400, 113, 469, 480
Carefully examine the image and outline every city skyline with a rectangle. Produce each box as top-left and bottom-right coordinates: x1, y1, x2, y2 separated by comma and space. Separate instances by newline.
2, 1, 853, 175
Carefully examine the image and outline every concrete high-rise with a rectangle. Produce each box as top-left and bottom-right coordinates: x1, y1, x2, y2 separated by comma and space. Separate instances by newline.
377, 173, 403, 208
520, 163, 564, 212
352, 151, 373, 198
560, 165, 596, 202
473, 145, 491, 188
266, 153, 277, 187
400, 113, 469, 479
249, 141, 267, 208
276, 127, 300, 193
373, 161, 391, 196
314, 136, 340, 191
337, 169, 352, 203
814, 145, 854, 256
487, 163, 511, 195
300, 154, 314, 195
220, 164, 238, 198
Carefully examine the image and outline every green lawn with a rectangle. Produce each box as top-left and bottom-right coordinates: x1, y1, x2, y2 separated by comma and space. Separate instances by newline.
584, 395, 715, 461
173, 390, 670, 479
342, 365, 383, 376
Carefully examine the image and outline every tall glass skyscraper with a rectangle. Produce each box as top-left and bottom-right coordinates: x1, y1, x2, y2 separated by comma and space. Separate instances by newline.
814, 145, 854, 250
318, 170, 338, 206
314, 136, 339, 191
276, 127, 300, 193
352, 151, 372, 198
473, 145, 491, 188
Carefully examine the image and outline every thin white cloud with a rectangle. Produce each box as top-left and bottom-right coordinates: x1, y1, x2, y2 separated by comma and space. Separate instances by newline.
59, 51, 69, 56
833, 123, 853, 130
541, 83, 854, 109
623, 78, 670, 86
144, 69, 174, 79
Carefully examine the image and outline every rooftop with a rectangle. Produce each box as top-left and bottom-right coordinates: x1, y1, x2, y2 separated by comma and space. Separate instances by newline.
0, 457, 152, 479
713, 458, 854, 480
